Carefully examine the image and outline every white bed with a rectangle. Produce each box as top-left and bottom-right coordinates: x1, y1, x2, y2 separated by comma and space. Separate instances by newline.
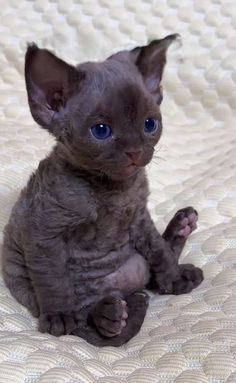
0, 1, 235, 382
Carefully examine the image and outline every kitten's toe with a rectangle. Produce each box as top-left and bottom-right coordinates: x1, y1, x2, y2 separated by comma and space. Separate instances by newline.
92, 296, 128, 338
39, 313, 77, 336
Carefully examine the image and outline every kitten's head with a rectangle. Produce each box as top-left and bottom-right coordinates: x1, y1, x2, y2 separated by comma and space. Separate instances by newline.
25, 35, 179, 180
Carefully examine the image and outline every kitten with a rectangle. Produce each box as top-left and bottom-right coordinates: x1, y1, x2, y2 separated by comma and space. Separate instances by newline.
2, 35, 203, 346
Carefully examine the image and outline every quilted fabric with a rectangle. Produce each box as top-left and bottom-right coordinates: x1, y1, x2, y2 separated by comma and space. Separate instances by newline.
0, 0, 236, 382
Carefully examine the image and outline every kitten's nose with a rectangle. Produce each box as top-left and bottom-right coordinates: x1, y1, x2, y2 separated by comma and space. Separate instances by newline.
125, 150, 142, 163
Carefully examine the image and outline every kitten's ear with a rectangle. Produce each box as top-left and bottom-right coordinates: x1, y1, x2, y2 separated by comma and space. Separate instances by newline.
25, 44, 82, 130
110, 34, 180, 105
131, 34, 179, 104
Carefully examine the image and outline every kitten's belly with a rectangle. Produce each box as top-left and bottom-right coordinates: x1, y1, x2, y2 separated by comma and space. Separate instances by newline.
104, 253, 149, 296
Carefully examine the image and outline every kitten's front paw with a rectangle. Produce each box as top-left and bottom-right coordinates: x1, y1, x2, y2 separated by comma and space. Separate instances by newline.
92, 296, 128, 338
39, 313, 77, 336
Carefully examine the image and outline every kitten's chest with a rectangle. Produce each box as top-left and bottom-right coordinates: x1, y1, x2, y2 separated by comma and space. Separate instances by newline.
76, 171, 149, 250
97, 173, 148, 226
68, 172, 149, 289
100, 192, 137, 221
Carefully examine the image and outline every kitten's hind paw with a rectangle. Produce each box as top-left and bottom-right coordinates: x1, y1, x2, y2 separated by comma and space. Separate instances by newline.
91, 296, 128, 338
175, 207, 198, 239
172, 264, 203, 294
157, 263, 203, 295
164, 207, 198, 242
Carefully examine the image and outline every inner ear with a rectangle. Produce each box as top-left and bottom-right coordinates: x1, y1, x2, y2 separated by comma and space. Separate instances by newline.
25, 44, 82, 128
133, 34, 180, 104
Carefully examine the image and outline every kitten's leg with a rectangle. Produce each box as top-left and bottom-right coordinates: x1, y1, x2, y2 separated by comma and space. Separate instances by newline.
23, 241, 78, 336
2, 243, 39, 317
160, 207, 202, 294
72, 291, 149, 347
3, 243, 78, 335
162, 207, 198, 259
134, 208, 203, 295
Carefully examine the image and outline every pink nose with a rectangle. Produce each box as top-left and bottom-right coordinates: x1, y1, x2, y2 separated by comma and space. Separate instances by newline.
125, 150, 142, 163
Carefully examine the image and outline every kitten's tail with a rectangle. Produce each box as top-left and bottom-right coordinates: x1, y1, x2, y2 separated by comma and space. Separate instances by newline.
72, 292, 149, 347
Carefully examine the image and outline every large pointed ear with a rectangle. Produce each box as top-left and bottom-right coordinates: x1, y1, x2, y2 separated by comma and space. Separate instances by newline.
110, 34, 179, 105
25, 44, 82, 131
132, 34, 180, 104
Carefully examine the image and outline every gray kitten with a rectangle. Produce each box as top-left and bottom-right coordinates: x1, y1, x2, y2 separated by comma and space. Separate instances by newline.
2, 35, 203, 346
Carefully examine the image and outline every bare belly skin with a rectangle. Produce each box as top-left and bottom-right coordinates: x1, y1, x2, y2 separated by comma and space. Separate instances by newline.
104, 253, 150, 296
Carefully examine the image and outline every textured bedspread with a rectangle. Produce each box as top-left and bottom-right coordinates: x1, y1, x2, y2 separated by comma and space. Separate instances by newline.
0, 1, 236, 382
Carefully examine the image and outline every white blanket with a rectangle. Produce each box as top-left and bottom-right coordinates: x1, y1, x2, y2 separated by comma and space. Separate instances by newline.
0, 1, 235, 382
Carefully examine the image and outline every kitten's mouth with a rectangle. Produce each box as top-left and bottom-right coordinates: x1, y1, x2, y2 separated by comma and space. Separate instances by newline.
126, 162, 137, 168
123, 163, 139, 176
102, 160, 148, 180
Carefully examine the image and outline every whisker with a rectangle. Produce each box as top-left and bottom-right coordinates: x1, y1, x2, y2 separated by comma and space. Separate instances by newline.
155, 145, 168, 154
152, 155, 166, 162
152, 160, 162, 167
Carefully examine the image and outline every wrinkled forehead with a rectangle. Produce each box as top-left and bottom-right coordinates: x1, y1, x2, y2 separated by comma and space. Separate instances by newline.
81, 59, 140, 86
78, 60, 156, 118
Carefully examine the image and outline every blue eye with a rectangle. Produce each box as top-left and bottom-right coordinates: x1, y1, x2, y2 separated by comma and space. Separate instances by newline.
91, 124, 112, 140
144, 118, 158, 133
